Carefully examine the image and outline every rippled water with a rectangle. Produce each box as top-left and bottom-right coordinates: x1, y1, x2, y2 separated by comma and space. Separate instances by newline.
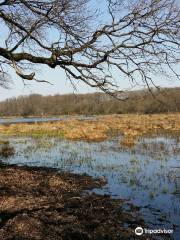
1, 135, 180, 239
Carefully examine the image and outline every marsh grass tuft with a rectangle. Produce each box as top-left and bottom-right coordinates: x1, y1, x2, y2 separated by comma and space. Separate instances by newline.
0, 142, 15, 158
0, 114, 180, 147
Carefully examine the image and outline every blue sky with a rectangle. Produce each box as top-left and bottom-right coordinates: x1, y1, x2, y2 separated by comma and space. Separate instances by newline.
0, 0, 180, 101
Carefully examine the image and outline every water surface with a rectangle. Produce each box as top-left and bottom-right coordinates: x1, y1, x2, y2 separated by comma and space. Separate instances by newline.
1, 134, 180, 239
0, 115, 96, 124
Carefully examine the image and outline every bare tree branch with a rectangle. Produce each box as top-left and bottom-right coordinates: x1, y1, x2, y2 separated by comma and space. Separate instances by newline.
0, 0, 179, 97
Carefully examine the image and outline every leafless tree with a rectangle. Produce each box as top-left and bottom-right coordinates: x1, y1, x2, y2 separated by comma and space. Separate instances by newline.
0, 0, 179, 97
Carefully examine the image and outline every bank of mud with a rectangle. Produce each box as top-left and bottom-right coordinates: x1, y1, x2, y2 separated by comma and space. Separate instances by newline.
0, 163, 147, 240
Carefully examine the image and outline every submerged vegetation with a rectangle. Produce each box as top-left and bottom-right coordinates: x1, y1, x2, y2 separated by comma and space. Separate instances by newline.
0, 0, 179, 238
0, 113, 180, 239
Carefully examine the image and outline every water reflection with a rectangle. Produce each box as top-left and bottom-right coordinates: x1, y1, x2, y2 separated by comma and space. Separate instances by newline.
1, 135, 180, 239
0, 116, 96, 125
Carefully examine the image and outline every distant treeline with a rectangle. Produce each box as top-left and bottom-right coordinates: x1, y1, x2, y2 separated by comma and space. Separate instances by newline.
0, 88, 180, 116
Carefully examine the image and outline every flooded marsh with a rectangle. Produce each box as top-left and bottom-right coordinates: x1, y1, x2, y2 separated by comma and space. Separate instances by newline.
0, 114, 180, 239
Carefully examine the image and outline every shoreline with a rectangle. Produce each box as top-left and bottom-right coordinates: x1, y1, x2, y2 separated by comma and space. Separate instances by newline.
0, 163, 145, 239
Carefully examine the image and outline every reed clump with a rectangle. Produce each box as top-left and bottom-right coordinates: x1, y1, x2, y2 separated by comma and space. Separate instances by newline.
0, 142, 15, 158
0, 114, 180, 146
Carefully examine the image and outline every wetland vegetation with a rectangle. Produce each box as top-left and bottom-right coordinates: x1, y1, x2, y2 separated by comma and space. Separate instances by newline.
0, 0, 180, 238
0, 114, 180, 239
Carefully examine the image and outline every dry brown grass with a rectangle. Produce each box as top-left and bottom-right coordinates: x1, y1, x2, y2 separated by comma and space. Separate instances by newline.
0, 114, 180, 146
